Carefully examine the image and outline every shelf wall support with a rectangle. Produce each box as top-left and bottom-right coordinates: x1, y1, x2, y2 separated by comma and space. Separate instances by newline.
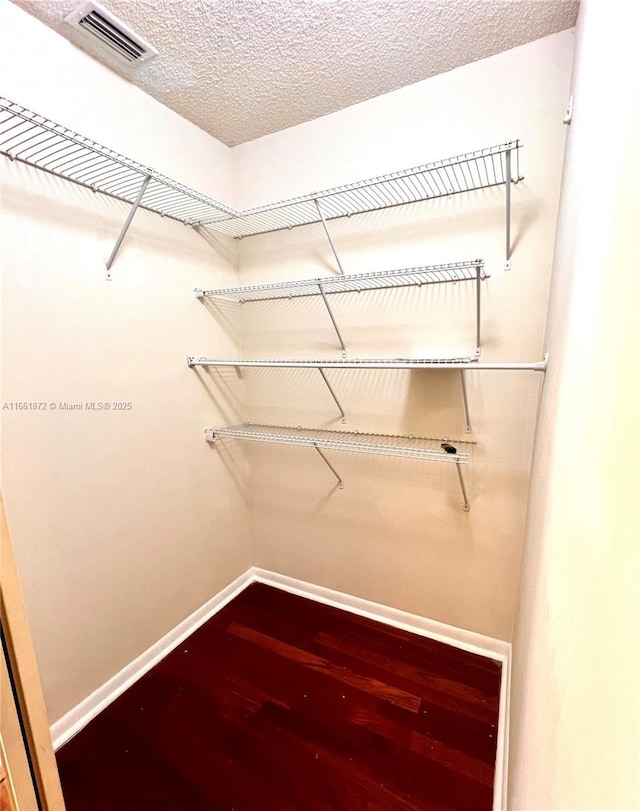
455, 462, 470, 512
505, 148, 512, 270
475, 263, 482, 355
314, 198, 345, 276
313, 444, 344, 489
318, 283, 348, 356
105, 174, 151, 279
318, 367, 346, 422
460, 370, 472, 434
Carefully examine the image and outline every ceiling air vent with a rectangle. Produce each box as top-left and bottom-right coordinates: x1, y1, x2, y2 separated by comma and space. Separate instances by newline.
64, 1, 158, 65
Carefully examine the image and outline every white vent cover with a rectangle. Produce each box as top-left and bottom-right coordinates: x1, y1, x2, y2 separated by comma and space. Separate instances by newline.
64, 1, 158, 65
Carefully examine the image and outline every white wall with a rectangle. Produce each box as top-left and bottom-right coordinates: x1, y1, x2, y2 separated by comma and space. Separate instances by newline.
508, 0, 640, 807
0, 0, 251, 724
231, 31, 573, 641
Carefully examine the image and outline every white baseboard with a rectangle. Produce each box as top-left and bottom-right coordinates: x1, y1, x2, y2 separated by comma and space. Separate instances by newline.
51, 565, 510, 810
251, 568, 511, 811
50, 568, 254, 751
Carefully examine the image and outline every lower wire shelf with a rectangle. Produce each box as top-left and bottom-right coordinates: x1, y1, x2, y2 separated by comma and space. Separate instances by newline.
205, 423, 474, 510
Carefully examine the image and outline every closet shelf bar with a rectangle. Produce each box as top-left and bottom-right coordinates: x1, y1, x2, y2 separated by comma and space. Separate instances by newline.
197, 141, 522, 238
194, 260, 488, 302
188, 356, 548, 371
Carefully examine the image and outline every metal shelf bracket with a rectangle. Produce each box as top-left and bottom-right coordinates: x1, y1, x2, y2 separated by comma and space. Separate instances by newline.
314, 198, 345, 276
105, 174, 151, 280
313, 444, 344, 489
318, 368, 346, 422
505, 146, 515, 271
317, 283, 347, 356
456, 462, 470, 511
475, 263, 483, 354
460, 371, 472, 434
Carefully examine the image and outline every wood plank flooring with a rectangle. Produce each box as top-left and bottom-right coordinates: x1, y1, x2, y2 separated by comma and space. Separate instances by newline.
56, 583, 502, 810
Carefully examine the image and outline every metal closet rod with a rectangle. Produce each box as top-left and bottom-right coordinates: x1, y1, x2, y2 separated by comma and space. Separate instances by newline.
187, 356, 548, 372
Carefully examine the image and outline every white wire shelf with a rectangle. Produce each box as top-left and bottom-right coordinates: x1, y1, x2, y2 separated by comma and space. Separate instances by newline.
205, 423, 473, 464
188, 356, 548, 371
189, 356, 478, 369
0, 97, 234, 225
198, 141, 522, 238
0, 97, 521, 272
206, 423, 474, 508
195, 260, 487, 302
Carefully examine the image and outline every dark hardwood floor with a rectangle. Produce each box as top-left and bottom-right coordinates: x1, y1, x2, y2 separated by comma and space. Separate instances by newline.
56, 583, 502, 810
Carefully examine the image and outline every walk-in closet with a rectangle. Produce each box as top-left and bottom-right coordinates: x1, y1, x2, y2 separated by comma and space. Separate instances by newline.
1, 1, 638, 809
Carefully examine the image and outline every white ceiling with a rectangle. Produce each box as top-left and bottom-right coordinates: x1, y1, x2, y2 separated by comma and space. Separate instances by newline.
11, 0, 579, 146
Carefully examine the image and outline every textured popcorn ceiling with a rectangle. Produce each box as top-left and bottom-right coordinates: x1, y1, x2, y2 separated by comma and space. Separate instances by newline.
10, 0, 578, 145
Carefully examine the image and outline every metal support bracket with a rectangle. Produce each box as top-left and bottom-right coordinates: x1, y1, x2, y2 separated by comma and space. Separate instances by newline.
563, 95, 574, 125
313, 444, 344, 489
314, 198, 345, 276
318, 283, 347, 356
105, 174, 151, 280
475, 263, 482, 354
504, 149, 512, 271
460, 371, 472, 434
318, 367, 346, 422
455, 462, 470, 512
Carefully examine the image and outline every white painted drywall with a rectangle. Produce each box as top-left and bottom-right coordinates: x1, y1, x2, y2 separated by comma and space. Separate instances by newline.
231, 31, 574, 641
0, 0, 251, 725
508, 0, 640, 807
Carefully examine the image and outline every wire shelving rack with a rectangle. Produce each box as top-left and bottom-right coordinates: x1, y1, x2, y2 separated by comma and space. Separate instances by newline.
194, 260, 487, 302
0, 98, 234, 225
0, 97, 234, 276
205, 423, 474, 509
195, 260, 487, 358
1, 97, 522, 273
197, 141, 522, 239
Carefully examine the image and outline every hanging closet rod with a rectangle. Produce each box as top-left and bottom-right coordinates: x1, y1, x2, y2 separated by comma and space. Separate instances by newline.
197, 141, 522, 238
195, 260, 488, 302
188, 356, 548, 371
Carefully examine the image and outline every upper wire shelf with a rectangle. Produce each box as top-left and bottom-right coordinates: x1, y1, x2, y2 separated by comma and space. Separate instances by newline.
198, 141, 522, 238
188, 356, 479, 369
0, 97, 234, 225
205, 423, 472, 464
195, 260, 487, 302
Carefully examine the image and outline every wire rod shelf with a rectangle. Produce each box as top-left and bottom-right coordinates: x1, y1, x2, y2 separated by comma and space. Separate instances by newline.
195, 260, 487, 302
188, 356, 548, 371
205, 423, 473, 464
189, 356, 479, 369
0, 97, 234, 225
198, 141, 522, 238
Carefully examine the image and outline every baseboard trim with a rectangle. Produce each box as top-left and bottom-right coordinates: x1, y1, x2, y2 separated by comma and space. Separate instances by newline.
50, 566, 510, 809
251, 567, 511, 811
50, 568, 254, 751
